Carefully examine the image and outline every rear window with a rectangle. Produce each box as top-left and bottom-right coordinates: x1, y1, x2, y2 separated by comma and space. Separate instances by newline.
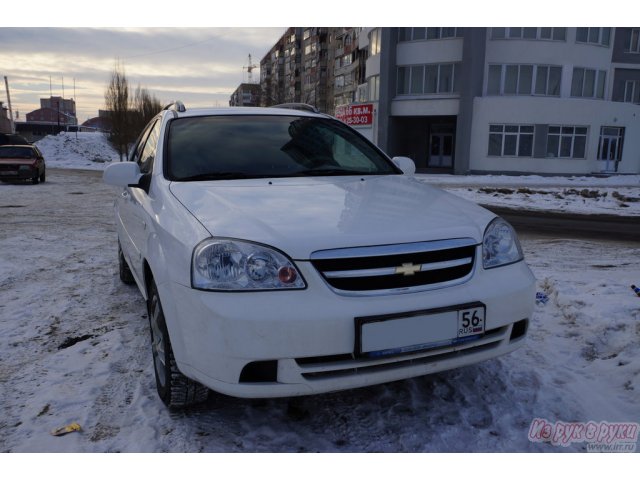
0, 146, 35, 158
166, 115, 398, 181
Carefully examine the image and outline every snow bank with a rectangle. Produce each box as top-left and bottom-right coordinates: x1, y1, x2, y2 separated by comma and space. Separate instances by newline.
35, 132, 120, 171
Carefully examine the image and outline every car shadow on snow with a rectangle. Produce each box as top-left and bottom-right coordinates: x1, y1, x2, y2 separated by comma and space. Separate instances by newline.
164, 357, 578, 453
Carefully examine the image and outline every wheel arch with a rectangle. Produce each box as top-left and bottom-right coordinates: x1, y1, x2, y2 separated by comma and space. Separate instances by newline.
143, 234, 190, 371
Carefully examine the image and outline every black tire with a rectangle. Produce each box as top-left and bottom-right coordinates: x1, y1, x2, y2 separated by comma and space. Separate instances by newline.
118, 243, 136, 285
32, 173, 39, 184
147, 280, 209, 408
40, 170, 46, 183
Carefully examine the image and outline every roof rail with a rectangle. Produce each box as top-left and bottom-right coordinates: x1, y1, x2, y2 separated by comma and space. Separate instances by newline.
163, 101, 186, 113
270, 103, 319, 113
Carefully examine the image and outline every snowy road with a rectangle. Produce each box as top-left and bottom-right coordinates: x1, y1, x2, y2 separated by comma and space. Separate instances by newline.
1, 169, 638, 452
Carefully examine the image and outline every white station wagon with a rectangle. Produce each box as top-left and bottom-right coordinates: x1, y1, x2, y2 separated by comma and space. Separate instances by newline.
104, 102, 535, 408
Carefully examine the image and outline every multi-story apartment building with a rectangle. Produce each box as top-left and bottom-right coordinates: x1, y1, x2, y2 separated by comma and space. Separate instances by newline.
332, 28, 368, 110
260, 35, 286, 106
361, 27, 640, 174
300, 27, 331, 111
229, 83, 261, 107
260, 27, 366, 115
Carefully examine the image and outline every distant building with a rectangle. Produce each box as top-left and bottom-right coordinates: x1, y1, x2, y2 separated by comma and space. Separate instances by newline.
229, 83, 261, 107
26, 96, 77, 126
81, 110, 112, 132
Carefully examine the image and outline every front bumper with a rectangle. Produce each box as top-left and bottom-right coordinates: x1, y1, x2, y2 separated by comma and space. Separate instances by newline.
159, 257, 536, 398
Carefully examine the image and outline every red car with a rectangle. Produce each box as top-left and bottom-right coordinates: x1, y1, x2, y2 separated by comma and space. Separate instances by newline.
0, 145, 46, 184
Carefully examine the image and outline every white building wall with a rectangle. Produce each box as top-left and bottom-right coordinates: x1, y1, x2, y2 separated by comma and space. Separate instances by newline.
391, 97, 459, 116
396, 38, 463, 66
470, 96, 640, 174
484, 28, 614, 99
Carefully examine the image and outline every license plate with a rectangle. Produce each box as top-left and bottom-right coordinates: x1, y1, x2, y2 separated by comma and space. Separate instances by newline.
0, 171, 18, 176
457, 307, 485, 338
356, 303, 486, 357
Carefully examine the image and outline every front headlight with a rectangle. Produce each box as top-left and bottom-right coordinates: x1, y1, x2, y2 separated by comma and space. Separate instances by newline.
482, 217, 524, 269
192, 238, 306, 291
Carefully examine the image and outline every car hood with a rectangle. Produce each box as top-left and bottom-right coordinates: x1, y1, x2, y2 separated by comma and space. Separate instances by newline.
169, 175, 496, 259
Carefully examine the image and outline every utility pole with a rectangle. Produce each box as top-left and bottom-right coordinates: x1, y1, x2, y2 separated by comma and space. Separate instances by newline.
4, 76, 15, 133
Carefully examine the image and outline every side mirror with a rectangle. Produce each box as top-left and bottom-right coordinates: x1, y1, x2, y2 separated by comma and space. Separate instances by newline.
391, 156, 416, 175
103, 162, 143, 188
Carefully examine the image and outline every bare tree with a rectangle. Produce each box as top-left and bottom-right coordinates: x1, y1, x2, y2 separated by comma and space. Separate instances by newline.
104, 63, 132, 161
105, 64, 164, 161
130, 85, 163, 136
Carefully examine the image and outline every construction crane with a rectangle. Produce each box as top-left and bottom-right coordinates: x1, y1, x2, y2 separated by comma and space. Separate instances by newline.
4, 76, 15, 133
243, 54, 258, 84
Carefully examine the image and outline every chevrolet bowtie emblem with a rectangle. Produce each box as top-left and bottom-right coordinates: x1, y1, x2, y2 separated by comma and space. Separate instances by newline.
395, 263, 421, 276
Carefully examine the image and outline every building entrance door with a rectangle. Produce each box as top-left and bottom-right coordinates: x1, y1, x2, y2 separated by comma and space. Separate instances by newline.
428, 133, 453, 168
597, 127, 625, 173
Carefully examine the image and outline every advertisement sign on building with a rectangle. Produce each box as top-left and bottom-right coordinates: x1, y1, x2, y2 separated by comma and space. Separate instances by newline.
335, 103, 374, 126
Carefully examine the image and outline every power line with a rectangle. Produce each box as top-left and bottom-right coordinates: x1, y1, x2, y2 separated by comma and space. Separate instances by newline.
122, 36, 218, 60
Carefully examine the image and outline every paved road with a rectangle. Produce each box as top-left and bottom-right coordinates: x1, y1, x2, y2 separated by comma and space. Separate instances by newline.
485, 206, 640, 243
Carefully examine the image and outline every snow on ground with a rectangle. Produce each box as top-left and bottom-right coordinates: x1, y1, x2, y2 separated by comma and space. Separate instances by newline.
432, 185, 640, 217
0, 169, 638, 453
32, 132, 640, 216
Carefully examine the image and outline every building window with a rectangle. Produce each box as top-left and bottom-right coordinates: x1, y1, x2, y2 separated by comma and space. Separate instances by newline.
303, 29, 310, 40
345, 34, 352, 46
571, 68, 606, 99
546, 126, 588, 159
488, 125, 534, 157
491, 27, 566, 41
624, 80, 640, 104
629, 29, 640, 53
575, 27, 611, 47
488, 64, 561, 96
535, 66, 562, 95
397, 63, 460, 95
369, 75, 380, 101
370, 29, 381, 56
399, 27, 460, 42
335, 75, 344, 88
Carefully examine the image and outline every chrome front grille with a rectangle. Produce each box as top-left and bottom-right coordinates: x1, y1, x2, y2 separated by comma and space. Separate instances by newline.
310, 238, 477, 295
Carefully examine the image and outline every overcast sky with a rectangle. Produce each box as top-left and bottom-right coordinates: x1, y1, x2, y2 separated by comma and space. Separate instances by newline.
0, 27, 284, 122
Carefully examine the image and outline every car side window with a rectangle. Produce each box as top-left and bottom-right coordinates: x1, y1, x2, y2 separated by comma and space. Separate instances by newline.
138, 120, 161, 174
129, 120, 157, 165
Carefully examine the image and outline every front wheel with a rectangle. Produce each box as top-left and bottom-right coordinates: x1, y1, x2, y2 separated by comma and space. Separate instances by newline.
39, 170, 46, 183
147, 280, 209, 408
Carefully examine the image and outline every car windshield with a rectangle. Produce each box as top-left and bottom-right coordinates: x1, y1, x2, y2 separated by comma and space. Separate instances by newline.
0, 146, 35, 158
166, 115, 399, 181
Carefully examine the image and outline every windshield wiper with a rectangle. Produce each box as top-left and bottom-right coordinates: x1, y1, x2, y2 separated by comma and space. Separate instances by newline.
174, 172, 270, 182
295, 168, 377, 177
